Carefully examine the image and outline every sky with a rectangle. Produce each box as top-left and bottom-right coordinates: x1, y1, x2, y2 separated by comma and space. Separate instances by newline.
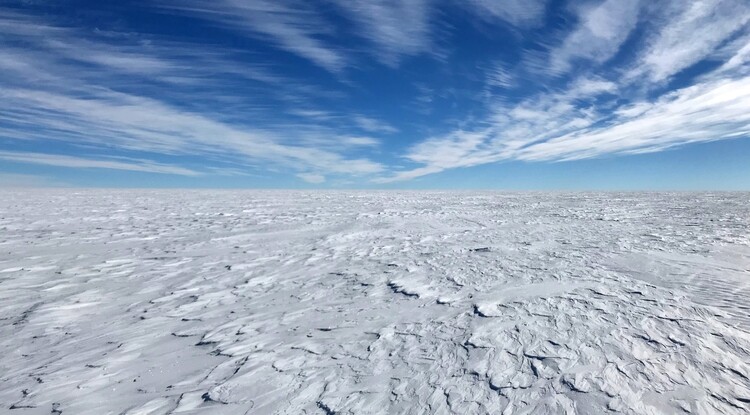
1, 0, 749, 190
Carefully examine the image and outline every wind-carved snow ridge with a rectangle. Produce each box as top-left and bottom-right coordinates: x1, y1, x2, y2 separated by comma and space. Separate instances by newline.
1, 191, 749, 414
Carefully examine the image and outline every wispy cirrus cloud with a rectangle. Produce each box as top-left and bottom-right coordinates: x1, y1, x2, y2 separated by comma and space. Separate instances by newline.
329, 0, 434, 66
0, 11, 315, 101
719, 36, 750, 74
286, 110, 397, 135
463, 0, 548, 27
630, 0, 750, 83
0, 8, 385, 181
296, 173, 327, 184
519, 76, 750, 160
379, 72, 750, 182
160, 0, 347, 73
352, 115, 399, 134
379, 0, 750, 182
0, 88, 384, 175
0, 151, 202, 176
486, 64, 516, 89
166, 0, 443, 69
547, 0, 642, 76
2, 0, 749, 186
0, 173, 68, 188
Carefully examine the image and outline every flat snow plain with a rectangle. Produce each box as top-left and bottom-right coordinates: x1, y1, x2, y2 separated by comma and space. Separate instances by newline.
1, 190, 750, 415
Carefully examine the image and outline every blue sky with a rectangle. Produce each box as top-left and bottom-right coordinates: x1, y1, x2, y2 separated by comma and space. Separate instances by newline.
1, 0, 749, 189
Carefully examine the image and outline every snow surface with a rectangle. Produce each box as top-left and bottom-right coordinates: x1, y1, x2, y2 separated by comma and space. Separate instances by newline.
1, 190, 750, 414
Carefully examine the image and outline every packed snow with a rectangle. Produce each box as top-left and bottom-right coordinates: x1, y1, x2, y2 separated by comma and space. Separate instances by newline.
1, 190, 749, 414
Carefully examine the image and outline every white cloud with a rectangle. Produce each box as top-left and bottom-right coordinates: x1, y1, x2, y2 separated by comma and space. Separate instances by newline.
204, 166, 262, 177
373, 165, 443, 183
287, 112, 395, 136
519, 76, 750, 161
719, 37, 750, 73
463, 0, 548, 27
165, 0, 439, 69
0, 88, 384, 176
0, 151, 202, 176
486, 64, 515, 89
548, 0, 642, 75
297, 173, 326, 183
377, 0, 750, 183
384, 74, 616, 181
45, 38, 175, 76
406, 129, 492, 168
632, 0, 750, 82
376, 129, 497, 183
381, 71, 750, 181
567, 77, 618, 97
3, 1, 749, 186
329, 0, 433, 66
0, 11, 327, 99
352, 115, 399, 134
340, 136, 380, 147
162, 0, 347, 72
0, 10, 384, 181
0, 173, 67, 188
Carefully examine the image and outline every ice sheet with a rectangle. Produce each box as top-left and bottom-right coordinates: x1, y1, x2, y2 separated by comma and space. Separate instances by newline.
1, 190, 749, 414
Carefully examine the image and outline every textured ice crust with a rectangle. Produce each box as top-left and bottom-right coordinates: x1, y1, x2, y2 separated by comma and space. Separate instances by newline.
1, 190, 749, 414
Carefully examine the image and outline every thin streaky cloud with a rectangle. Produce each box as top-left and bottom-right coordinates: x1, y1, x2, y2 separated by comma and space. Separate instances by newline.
630, 0, 750, 83
329, 0, 433, 66
547, 0, 642, 76
297, 173, 326, 184
0, 1, 749, 187
381, 66, 750, 182
463, 0, 548, 27
0, 173, 67, 188
160, 0, 347, 73
352, 116, 399, 134
519, 76, 750, 161
0, 8, 385, 180
0, 151, 202, 176
1, 88, 384, 176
